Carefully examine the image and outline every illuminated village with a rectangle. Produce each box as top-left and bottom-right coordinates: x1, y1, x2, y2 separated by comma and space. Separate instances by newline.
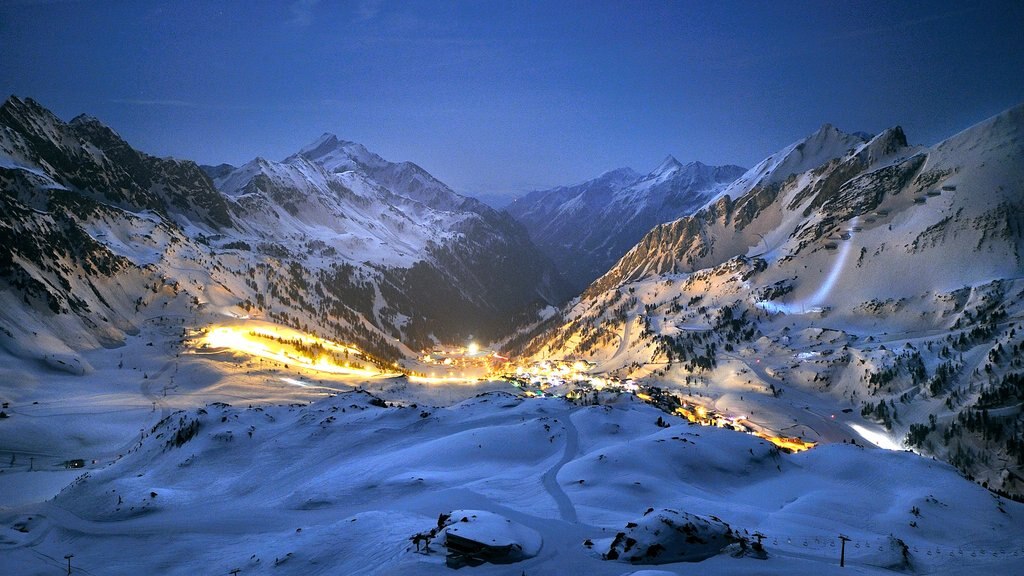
193, 321, 816, 453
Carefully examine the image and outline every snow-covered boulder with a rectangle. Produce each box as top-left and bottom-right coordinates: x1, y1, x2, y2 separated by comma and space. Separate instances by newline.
435, 510, 542, 568
601, 508, 740, 564
853, 535, 913, 572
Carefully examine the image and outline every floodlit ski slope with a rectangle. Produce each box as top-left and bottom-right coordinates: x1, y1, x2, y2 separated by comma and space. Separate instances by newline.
1, 386, 1022, 575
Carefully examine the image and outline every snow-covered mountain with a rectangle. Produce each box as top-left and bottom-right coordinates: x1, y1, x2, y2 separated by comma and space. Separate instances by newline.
0, 96, 565, 370
522, 104, 1024, 496
506, 158, 746, 293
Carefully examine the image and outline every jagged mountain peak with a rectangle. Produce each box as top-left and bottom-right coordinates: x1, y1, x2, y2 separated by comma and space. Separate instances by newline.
652, 154, 684, 176
1, 94, 52, 118
280, 135, 482, 210
68, 113, 104, 128
815, 121, 838, 134
297, 132, 350, 158
0, 96, 233, 231
855, 125, 909, 164
717, 122, 870, 202
290, 133, 386, 173
874, 125, 908, 147
0, 95, 72, 145
68, 114, 135, 153
801, 122, 867, 151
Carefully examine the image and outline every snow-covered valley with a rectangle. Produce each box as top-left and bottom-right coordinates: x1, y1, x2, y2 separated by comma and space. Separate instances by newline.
3, 330, 1023, 575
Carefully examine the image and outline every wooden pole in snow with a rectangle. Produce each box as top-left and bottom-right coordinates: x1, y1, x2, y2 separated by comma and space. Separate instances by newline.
64, 554, 73, 575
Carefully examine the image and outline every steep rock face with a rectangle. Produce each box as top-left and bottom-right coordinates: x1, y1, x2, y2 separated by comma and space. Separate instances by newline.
0, 96, 232, 229
526, 104, 1024, 496
507, 158, 745, 293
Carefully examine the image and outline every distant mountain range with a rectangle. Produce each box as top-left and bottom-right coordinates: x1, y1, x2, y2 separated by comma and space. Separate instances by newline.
506, 157, 746, 294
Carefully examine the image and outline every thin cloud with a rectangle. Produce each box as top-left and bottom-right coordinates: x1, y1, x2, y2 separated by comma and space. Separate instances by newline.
289, 0, 321, 27
111, 98, 363, 114
355, 0, 384, 22
0, 0, 87, 5
111, 98, 200, 108
838, 7, 980, 40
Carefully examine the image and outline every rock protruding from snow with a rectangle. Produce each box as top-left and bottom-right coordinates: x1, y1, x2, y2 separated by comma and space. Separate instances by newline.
601, 508, 741, 564
439, 509, 542, 568
855, 126, 909, 166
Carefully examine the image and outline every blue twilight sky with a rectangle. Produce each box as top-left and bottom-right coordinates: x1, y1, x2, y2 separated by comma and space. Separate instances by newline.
2, 1, 1023, 200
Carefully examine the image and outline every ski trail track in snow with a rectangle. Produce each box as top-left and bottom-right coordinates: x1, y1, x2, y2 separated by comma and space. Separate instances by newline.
541, 411, 580, 523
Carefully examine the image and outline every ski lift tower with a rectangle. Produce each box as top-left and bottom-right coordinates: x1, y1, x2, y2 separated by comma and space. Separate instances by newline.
838, 534, 851, 567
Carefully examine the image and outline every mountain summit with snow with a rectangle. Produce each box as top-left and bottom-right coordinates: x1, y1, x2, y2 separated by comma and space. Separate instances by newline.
506, 157, 746, 293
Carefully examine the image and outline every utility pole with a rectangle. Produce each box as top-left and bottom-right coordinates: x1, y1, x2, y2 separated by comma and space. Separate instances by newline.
838, 534, 851, 567
229, 569, 241, 576
64, 554, 73, 575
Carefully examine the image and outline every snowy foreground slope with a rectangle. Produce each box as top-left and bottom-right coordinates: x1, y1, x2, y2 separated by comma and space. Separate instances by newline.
3, 390, 1022, 575
524, 104, 1024, 497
